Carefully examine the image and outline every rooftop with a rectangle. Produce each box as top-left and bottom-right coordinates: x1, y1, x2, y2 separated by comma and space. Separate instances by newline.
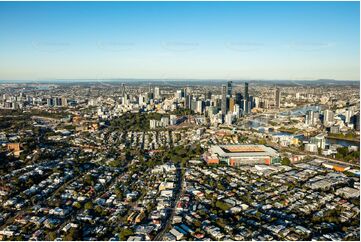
211, 145, 278, 158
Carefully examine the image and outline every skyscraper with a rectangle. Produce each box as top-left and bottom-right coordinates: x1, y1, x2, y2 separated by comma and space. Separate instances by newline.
175, 90, 182, 99
121, 83, 126, 97
196, 100, 204, 114
355, 113, 360, 131
54, 97, 62, 107
345, 109, 353, 123
206, 91, 212, 100
234, 104, 240, 118
235, 93, 243, 105
323, 109, 334, 126
229, 97, 235, 113
61, 97, 68, 107
47, 98, 53, 107
275, 88, 281, 109
221, 85, 227, 115
138, 95, 145, 106
147, 92, 154, 101
305, 110, 314, 126
227, 81, 233, 97
154, 87, 160, 99
244, 82, 249, 101
240, 99, 247, 115
185, 94, 193, 110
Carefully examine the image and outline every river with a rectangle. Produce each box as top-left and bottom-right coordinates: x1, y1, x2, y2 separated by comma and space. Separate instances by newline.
241, 104, 359, 147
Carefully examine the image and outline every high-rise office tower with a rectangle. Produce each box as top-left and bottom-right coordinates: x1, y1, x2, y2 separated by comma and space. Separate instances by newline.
61, 97, 68, 107
191, 99, 197, 112
234, 104, 240, 117
184, 86, 191, 97
147, 92, 153, 100
121, 83, 126, 97
196, 100, 204, 114
54, 97, 62, 107
138, 95, 145, 106
253, 97, 260, 108
225, 113, 233, 125
323, 109, 334, 125
354, 113, 360, 131
249, 96, 254, 109
235, 93, 243, 105
221, 85, 227, 115
47, 98, 53, 107
263, 99, 269, 109
244, 82, 249, 101
247, 101, 252, 114
206, 91, 212, 100
240, 99, 247, 115
227, 81, 233, 97
314, 112, 320, 124
175, 90, 182, 99
229, 97, 235, 113
185, 94, 193, 110
345, 109, 353, 123
154, 87, 160, 99
123, 94, 129, 105
305, 110, 314, 126
275, 88, 281, 109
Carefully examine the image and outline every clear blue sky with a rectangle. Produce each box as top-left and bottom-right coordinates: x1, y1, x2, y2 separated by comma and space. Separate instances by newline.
0, 1, 359, 80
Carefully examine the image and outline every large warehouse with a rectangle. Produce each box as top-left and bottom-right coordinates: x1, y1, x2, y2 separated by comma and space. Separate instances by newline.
205, 145, 280, 166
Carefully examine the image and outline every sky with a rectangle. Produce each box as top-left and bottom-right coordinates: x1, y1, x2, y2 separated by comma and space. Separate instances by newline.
0, 1, 359, 81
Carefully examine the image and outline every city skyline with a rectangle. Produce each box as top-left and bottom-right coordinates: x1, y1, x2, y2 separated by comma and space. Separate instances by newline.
0, 1, 360, 241
0, 1, 360, 81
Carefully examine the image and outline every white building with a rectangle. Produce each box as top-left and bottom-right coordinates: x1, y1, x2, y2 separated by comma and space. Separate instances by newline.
225, 113, 233, 125
154, 87, 161, 99
304, 143, 318, 153
323, 109, 334, 126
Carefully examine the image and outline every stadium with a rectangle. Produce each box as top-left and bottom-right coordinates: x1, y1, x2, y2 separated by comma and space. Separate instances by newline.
204, 145, 280, 166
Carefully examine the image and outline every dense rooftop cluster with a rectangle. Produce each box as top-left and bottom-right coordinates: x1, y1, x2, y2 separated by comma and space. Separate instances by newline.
0, 81, 359, 241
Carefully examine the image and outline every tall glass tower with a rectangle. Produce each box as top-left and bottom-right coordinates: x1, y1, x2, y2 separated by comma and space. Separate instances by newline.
244, 82, 249, 101
227, 81, 233, 97
221, 85, 227, 115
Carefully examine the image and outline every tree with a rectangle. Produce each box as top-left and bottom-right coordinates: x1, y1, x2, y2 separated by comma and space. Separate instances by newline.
84, 174, 95, 186
337, 147, 349, 157
281, 157, 291, 166
215, 201, 231, 211
47, 231, 57, 241
115, 187, 124, 199
258, 139, 267, 145
84, 201, 93, 210
73, 201, 82, 209
64, 227, 81, 241
119, 228, 133, 240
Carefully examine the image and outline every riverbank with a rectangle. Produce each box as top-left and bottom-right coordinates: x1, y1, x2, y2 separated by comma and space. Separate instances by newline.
327, 135, 360, 143
278, 127, 300, 134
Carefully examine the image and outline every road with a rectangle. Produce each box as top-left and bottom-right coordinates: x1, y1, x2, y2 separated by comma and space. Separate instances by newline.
275, 143, 360, 168
309, 154, 360, 168
153, 164, 184, 241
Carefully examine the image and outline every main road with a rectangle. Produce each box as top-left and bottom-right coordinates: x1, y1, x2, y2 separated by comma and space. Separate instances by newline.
153, 164, 184, 241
